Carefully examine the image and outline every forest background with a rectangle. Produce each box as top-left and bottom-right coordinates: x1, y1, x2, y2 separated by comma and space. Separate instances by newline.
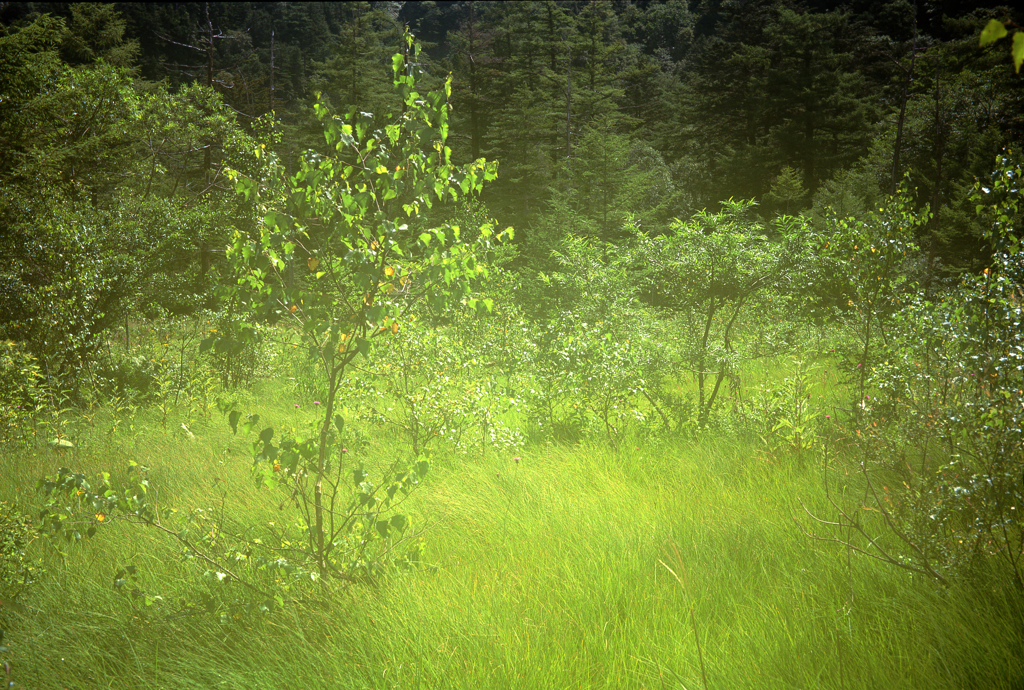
2, 0, 1022, 330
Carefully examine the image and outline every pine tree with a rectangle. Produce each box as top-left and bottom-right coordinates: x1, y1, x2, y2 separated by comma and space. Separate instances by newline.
308, 1, 404, 123
445, 1, 501, 163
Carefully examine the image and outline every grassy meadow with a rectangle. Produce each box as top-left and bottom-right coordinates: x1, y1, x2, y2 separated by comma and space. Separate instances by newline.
2, 320, 1023, 690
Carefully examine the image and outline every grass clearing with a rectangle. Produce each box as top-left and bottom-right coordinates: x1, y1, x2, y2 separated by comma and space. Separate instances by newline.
2, 325, 1022, 689
5, 411, 1022, 688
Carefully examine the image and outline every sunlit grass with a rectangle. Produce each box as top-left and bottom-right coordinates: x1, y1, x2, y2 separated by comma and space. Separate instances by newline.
2, 331, 1022, 688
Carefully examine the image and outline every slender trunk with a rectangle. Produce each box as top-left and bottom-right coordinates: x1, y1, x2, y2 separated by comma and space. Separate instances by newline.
697, 298, 717, 429
199, 2, 215, 277
314, 364, 341, 580
927, 58, 943, 294
699, 298, 744, 430
891, 5, 917, 195
269, 28, 275, 111
565, 45, 572, 164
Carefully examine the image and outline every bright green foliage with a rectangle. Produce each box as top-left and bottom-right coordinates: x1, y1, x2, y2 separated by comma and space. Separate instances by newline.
530, 231, 663, 443
37, 468, 154, 545
537, 204, 811, 437
524, 316, 655, 446
799, 153, 1024, 589
361, 313, 524, 459
0, 341, 40, 446
0, 501, 37, 602
819, 189, 925, 404
220, 32, 511, 582
870, 153, 1024, 585
748, 357, 822, 466
630, 201, 810, 430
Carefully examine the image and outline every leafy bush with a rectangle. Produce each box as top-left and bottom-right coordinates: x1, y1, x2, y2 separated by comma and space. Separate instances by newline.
524, 315, 656, 446
799, 153, 1024, 590
816, 187, 925, 407
0, 502, 37, 601
217, 32, 508, 585
0, 341, 40, 446
745, 357, 823, 466
628, 202, 812, 430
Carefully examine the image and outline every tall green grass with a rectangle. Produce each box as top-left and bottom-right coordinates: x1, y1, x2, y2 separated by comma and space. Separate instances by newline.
4, 402, 1022, 688
2, 319, 1020, 689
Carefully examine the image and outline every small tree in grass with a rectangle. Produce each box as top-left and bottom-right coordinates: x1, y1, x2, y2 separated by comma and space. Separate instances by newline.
629, 200, 810, 431
37, 33, 512, 604
217, 32, 512, 582
798, 152, 1024, 590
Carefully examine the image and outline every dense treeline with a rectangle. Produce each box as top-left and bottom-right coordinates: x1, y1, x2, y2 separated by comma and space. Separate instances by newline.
2, 3, 1021, 302
0, 0, 1020, 401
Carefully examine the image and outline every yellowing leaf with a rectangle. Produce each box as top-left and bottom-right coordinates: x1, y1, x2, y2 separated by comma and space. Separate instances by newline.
391, 321, 399, 334
308, 257, 320, 271
385, 265, 395, 277
980, 18, 1008, 46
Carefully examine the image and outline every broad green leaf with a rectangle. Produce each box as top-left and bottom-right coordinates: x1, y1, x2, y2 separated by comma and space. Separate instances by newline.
242, 414, 261, 435
980, 19, 1008, 46
366, 305, 385, 323
1014, 32, 1024, 73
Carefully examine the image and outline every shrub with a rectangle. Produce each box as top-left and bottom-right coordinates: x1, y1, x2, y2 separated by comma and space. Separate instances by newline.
0, 341, 41, 446
799, 153, 1024, 590
0, 502, 37, 601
